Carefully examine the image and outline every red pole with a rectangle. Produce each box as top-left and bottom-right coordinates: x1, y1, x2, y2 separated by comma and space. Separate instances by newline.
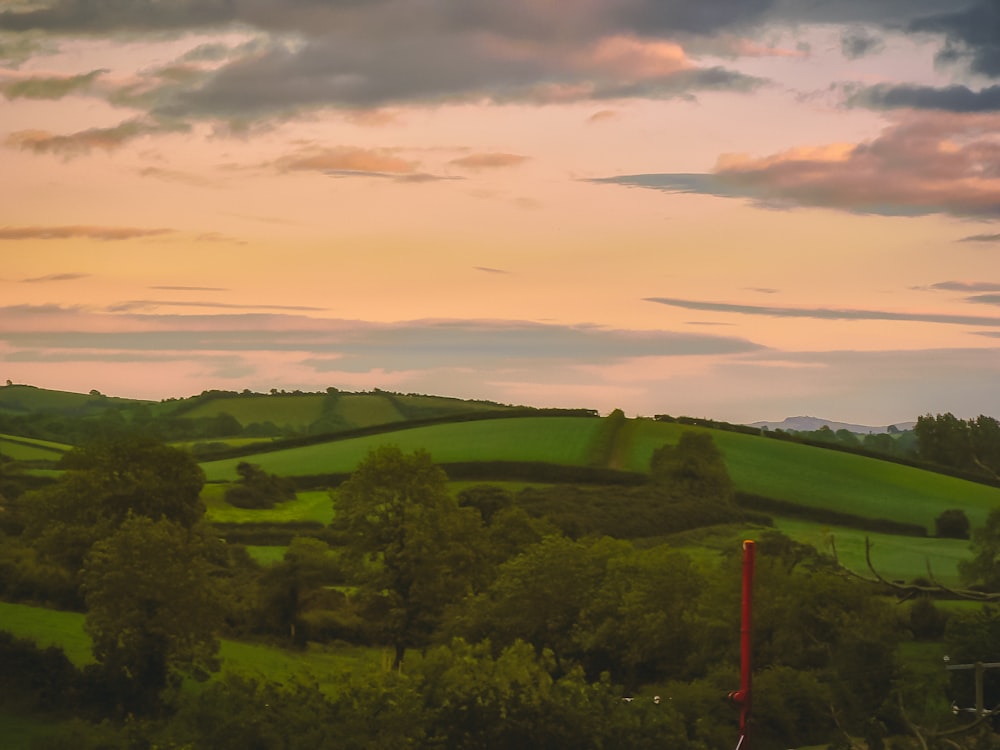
729, 539, 755, 750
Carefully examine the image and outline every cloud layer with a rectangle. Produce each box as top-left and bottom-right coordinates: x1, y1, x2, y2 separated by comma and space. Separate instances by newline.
594, 113, 1000, 217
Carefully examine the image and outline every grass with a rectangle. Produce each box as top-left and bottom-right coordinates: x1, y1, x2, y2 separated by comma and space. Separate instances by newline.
0, 601, 92, 665
0, 600, 387, 694
203, 487, 335, 524
771, 518, 970, 586
614, 419, 1000, 532
0, 712, 61, 750
182, 394, 327, 429
334, 393, 403, 427
200, 416, 605, 481
0, 436, 68, 462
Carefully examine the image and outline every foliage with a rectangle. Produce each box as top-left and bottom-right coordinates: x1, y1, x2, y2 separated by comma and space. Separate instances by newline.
334, 445, 486, 666
81, 515, 222, 716
936, 508, 972, 539
959, 508, 1000, 590
224, 461, 296, 509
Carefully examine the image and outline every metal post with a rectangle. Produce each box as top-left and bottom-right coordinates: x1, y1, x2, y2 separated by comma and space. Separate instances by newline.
729, 539, 755, 750
976, 662, 984, 717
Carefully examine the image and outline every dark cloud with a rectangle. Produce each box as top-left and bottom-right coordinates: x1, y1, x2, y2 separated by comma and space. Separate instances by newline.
0, 225, 172, 240
851, 83, 1000, 112
959, 233, 1000, 242
841, 27, 885, 59
0, 0, 235, 33
966, 294, 1000, 306
0, 309, 762, 369
592, 113, 1000, 218
929, 281, 1000, 292
22, 272, 89, 282
910, 0, 1000, 78
645, 296, 1000, 327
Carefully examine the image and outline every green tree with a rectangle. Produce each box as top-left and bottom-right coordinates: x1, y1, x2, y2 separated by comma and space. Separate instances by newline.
649, 430, 734, 502
82, 515, 222, 716
575, 544, 704, 687
959, 507, 1000, 590
258, 536, 344, 645
936, 508, 971, 539
333, 445, 484, 667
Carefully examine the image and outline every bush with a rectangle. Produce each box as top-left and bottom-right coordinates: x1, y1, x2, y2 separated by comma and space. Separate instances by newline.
935, 509, 971, 539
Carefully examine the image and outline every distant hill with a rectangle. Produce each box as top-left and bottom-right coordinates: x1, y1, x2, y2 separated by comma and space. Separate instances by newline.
747, 416, 917, 435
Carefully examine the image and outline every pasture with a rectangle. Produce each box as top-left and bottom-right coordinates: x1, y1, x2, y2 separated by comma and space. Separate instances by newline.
0, 434, 69, 462
200, 416, 605, 481
203, 487, 335, 524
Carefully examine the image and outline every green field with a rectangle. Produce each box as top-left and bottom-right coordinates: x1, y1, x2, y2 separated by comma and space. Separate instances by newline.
771, 519, 970, 586
201, 416, 605, 481
0, 601, 385, 690
0, 434, 69, 461
182, 394, 327, 428
200, 416, 1000, 538
0, 384, 141, 414
204, 487, 335, 524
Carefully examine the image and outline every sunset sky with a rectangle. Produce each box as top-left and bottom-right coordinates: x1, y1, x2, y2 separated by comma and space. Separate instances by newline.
2, 0, 999, 425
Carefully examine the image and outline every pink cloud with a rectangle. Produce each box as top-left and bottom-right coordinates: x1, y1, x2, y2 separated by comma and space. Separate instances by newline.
7, 119, 187, 155
450, 152, 529, 169
0, 225, 173, 241
712, 112, 1000, 216
276, 145, 417, 174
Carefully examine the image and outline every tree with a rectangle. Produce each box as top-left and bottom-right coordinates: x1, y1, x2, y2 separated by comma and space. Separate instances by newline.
333, 445, 484, 667
959, 508, 1000, 590
649, 430, 734, 502
225, 461, 295, 509
82, 515, 221, 715
258, 536, 345, 645
936, 509, 971, 539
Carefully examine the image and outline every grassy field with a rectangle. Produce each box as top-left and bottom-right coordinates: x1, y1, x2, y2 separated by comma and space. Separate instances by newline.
200, 416, 605, 481
182, 394, 327, 429
771, 519, 970, 585
613, 419, 1000, 532
0, 384, 141, 414
0, 434, 69, 461
200, 416, 1000, 538
203, 487, 335, 524
0, 601, 92, 665
0, 601, 386, 690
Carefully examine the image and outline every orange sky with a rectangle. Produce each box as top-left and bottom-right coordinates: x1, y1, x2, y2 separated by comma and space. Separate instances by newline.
2, 1, 999, 424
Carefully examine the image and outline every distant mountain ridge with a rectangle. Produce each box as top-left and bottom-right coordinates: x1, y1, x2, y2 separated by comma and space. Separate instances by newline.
747, 416, 917, 435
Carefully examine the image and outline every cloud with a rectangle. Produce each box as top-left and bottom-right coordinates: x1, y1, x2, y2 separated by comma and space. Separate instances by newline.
473, 266, 510, 275
150, 285, 229, 291
0, 68, 105, 99
592, 112, 1000, 218
105, 300, 326, 313
840, 27, 885, 60
851, 83, 1000, 112
0, 225, 173, 240
0, 0, 235, 33
7, 118, 188, 155
276, 145, 417, 175
966, 294, 1000, 307
959, 233, 1000, 243
929, 281, 1000, 292
450, 152, 528, 169
22, 272, 89, 282
909, 0, 1000, 78
586, 109, 618, 123
645, 296, 1000, 328
0, 307, 761, 365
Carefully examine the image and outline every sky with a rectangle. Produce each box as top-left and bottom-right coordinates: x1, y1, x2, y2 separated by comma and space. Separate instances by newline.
1, 0, 999, 426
